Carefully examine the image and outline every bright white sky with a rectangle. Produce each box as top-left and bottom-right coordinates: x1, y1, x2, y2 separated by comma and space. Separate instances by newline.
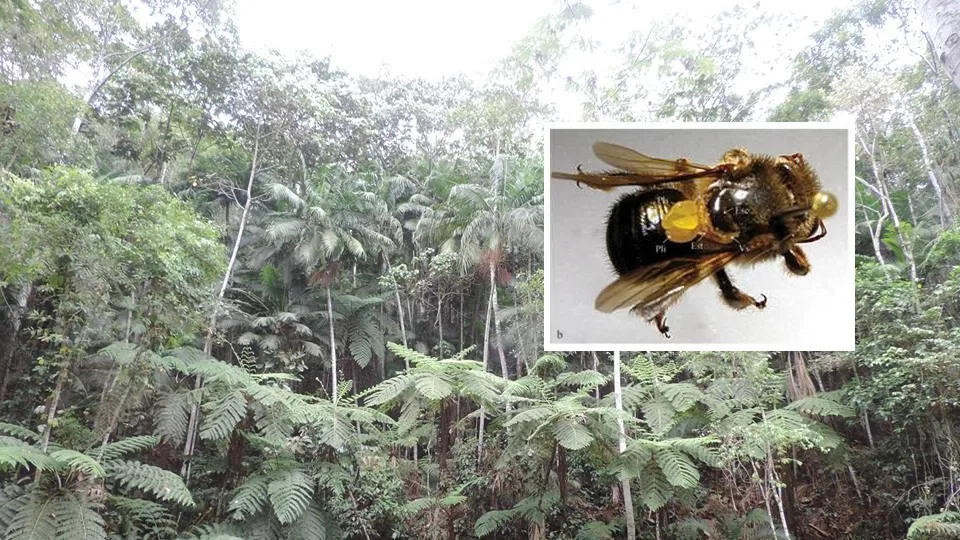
233, 0, 852, 82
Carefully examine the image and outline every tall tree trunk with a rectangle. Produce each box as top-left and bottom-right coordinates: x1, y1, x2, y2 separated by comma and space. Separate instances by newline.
613, 351, 636, 540
384, 254, 409, 369
477, 280, 495, 466
903, 108, 952, 226
858, 133, 918, 282
327, 285, 338, 406
921, 0, 960, 92
182, 123, 261, 479
489, 259, 509, 379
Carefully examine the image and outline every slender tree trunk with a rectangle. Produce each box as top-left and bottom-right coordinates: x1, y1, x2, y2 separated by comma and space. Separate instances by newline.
384, 255, 408, 369
72, 44, 157, 134
859, 203, 887, 264
921, 0, 960, 92
904, 108, 952, 226
327, 285, 338, 406
182, 123, 261, 479
613, 351, 636, 540
858, 134, 918, 282
477, 283, 494, 465
489, 259, 509, 379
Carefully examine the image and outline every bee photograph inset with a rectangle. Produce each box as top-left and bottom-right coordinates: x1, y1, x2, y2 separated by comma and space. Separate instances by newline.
545, 124, 854, 351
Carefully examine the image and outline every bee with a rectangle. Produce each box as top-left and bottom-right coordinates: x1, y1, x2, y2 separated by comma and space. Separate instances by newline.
552, 142, 838, 338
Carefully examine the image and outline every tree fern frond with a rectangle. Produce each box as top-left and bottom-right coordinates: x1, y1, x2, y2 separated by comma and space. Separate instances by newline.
107, 460, 195, 507
267, 469, 314, 525
654, 447, 700, 488
0, 423, 40, 442
107, 495, 176, 539
907, 511, 960, 539
288, 500, 337, 540
0, 444, 57, 472
96, 435, 160, 461
229, 473, 270, 521
155, 389, 194, 446
50, 449, 105, 477
199, 389, 247, 442
552, 418, 594, 450
363, 374, 412, 407
786, 394, 855, 418
475, 508, 518, 537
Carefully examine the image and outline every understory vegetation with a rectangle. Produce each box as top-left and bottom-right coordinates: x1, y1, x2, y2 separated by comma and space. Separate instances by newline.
2, 0, 960, 538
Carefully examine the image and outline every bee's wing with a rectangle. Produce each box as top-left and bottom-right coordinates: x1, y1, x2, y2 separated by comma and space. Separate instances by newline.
595, 252, 740, 315
551, 142, 723, 191
592, 142, 714, 176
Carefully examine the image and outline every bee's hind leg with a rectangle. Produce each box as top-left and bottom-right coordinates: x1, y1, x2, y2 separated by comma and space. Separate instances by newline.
653, 312, 671, 339
714, 269, 767, 310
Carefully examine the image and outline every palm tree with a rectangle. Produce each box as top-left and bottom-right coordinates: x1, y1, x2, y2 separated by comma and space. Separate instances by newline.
263, 169, 401, 404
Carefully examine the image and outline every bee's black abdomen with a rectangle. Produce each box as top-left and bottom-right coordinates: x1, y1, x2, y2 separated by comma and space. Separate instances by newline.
606, 189, 694, 275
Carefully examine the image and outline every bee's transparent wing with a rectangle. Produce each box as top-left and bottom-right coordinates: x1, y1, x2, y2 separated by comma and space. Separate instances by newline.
551, 142, 723, 191
592, 142, 714, 176
594, 252, 739, 316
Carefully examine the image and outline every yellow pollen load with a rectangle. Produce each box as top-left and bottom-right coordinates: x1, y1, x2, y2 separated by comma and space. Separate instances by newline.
662, 200, 702, 243
811, 191, 838, 219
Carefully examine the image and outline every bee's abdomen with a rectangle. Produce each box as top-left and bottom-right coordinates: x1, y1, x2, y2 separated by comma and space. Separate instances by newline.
606, 189, 693, 275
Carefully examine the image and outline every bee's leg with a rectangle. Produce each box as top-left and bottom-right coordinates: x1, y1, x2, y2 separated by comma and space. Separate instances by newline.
714, 269, 767, 309
783, 245, 810, 275
653, 312, 671, 339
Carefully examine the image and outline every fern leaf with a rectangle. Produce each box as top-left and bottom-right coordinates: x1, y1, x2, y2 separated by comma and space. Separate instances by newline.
107, 495, 176, 539
642, 396, 676, 435
0, 423, 40, 442
288, 500, 337, 540
199, 389, 247, 441
96, 435, 160, 461
504, 405, 554, 427
6, 489, 60, 540
50, 449, 105, 477
54, 492, 106, 540
552, 418, 593, 450
786, 395, 855, 418
475, 508, 517, 537
413, 373, 453, 401
907, 511, 960, 539
0, 444, 57, 472
229, 474, 270, 521
155, 389, 194, 446
654, 447, 700, 488
267, 469, 314, 525
635, 464, 673, 511
363, 374, 412, 406
660, 382, 703, 412
107, 460, 195, 507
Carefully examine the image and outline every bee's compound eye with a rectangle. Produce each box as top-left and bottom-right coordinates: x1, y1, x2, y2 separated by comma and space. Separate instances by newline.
811, 191, 838, 218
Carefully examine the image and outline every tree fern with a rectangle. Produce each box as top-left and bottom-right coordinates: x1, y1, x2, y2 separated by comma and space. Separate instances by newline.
908, 512, 960, 539
107, 494, 176, 540
229, 473, 271, 521
107, 460, 195, 507
266, 468, 314, 525
97, 435, 160, 461
4, 488, 106, 540
155, 389, 194, 446
199, 389, 248, 441
50, 448, 105, 477
287, 500, 338, 540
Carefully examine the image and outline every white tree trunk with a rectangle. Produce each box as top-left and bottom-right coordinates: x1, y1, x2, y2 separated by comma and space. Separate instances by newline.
613, 351, 636, 540
921, 0, 960, 92
181, 123, 261, 479
903, 107, 952, 226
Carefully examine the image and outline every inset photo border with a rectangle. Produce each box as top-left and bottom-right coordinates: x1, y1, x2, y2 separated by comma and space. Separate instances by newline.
544, 123, 855, 351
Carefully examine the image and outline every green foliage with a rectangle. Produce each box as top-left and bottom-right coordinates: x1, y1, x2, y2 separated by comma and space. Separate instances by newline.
908, 512, 960, 539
